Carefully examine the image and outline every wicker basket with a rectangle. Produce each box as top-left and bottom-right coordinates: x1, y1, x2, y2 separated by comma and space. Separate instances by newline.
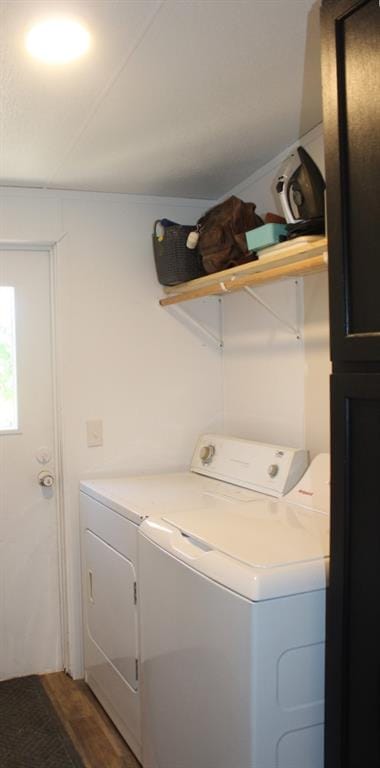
152, 221, 206, 286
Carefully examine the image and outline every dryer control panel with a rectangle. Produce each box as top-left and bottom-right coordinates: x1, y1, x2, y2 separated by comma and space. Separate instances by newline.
191, 434, 308, 497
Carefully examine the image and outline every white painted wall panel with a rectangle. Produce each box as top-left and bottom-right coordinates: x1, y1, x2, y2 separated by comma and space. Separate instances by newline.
222, 281, 305, 448
222, 125, 330, 458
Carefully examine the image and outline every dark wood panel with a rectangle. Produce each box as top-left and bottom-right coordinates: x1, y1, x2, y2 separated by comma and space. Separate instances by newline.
340, 1, 380, 335
321, 0, 380, 362
41, 672, 140, 768
326, 374, 380, 767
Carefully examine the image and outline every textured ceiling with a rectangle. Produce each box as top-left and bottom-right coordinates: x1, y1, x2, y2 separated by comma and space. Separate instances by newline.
0, 0, 322, 198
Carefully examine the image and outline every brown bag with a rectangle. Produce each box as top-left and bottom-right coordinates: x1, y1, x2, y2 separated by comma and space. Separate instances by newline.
197, 196, 263, 274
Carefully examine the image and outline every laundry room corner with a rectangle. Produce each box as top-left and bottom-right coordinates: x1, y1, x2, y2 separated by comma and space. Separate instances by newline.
1, 1, 378, 764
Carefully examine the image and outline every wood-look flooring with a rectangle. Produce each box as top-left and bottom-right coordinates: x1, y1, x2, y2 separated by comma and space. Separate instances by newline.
41, 672, 140, 768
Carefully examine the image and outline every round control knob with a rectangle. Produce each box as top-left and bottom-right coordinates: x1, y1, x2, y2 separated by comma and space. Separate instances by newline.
267, 463, 279, 478
200, 445, 215, 464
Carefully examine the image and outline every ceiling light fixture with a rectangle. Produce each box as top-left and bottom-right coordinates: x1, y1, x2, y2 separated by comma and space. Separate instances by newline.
26, 18, 91, 64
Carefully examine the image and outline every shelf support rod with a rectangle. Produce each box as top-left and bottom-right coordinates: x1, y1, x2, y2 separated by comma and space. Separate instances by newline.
165, 304, 223, 348
243, 285, 300, 337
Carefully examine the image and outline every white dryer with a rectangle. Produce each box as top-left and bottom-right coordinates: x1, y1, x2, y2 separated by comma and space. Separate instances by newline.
139, 453, 330, 768
80, 434, 308, 761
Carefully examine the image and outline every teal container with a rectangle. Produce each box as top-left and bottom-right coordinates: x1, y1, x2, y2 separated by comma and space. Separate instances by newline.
246, 223, 288, 251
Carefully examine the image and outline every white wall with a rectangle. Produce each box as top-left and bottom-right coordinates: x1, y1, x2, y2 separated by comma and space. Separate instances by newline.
221, 124, 330, 457
0, 187, 222, 677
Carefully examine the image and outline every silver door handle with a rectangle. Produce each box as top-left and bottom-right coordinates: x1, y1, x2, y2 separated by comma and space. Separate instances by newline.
38, 470, 55, 487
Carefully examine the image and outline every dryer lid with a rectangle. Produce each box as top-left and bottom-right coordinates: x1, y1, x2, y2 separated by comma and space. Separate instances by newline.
162, 500, 329, 570
80, 471, 267, 522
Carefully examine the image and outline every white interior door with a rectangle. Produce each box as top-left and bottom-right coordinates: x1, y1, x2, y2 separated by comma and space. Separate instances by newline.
0, 249, 62, 680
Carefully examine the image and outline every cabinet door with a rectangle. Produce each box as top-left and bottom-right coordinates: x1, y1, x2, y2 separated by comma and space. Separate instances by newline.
321, 0, 380, 363
326, 373, 380, 767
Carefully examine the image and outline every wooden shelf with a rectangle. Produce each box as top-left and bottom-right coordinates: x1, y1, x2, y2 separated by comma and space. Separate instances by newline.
159, 236, 328, 307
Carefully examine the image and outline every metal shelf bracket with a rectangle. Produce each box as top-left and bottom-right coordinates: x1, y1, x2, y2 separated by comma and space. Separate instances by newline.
243, 282, 302, 339
165, 301, 223, 348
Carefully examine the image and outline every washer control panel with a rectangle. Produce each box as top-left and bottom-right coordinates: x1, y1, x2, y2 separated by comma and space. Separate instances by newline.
191, 434, 308, 497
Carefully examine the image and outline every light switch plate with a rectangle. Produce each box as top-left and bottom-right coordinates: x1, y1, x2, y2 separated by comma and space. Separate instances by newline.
86, 420, 103, 447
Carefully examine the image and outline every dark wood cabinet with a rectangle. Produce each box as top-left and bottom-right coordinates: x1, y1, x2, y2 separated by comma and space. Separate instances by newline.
327, 374, 380, 766
321, 1, 380, 766
322, 0, 380, 364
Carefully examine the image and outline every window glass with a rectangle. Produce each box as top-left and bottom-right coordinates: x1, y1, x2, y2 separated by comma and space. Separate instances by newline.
0, 287, 18, 431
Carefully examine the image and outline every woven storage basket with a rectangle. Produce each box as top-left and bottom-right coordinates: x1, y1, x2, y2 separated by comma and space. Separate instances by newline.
152, 221, 205, 286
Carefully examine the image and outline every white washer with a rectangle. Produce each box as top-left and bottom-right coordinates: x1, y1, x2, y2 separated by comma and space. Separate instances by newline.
139, 453, 330, 768
79, 435, 308, 761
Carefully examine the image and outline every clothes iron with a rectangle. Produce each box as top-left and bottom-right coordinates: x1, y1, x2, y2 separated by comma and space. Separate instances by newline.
276, 146, 325, 237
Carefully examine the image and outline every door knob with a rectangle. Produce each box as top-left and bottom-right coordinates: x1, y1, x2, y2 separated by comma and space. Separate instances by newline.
38, 470, 55, 487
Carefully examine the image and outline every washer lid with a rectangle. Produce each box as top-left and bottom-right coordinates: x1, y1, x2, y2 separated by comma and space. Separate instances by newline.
163, 501, 329, 569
